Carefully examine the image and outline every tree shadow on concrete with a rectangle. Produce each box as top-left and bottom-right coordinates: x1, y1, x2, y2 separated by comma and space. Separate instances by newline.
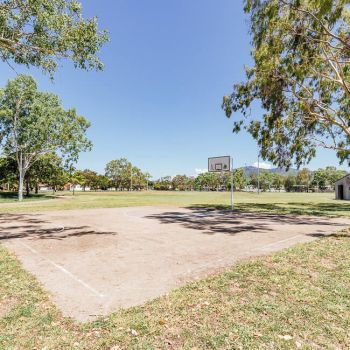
0, 213, 116, 241
306, 232, 350, 238
145, 207, 347, 236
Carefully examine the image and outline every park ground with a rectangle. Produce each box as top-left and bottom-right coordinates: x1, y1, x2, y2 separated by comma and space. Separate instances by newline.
1, 190, 350, 217
1, 191, 350, 349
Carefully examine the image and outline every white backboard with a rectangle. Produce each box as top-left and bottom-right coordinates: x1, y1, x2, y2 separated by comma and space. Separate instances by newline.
208, 156, 231, 172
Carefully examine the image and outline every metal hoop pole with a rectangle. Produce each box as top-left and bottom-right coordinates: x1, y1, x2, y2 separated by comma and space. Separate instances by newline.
230, 156, 234, 211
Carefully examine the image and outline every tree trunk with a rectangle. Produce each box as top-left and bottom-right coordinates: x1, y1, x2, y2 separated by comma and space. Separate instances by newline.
35, 183, 38, 194
17, 152, 27, 202
18, 168, 24, 201
26, 180, 30, 197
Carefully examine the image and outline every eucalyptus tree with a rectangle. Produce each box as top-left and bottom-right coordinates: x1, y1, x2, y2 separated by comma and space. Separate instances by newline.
105, 158, 132, 190
223, 0, 350, 168
172, 175, 189, 191
285, 175, 297, 192
96, 175, 110, 191
68, 169, 85, 195
76, 169, 100, 190
296, 168, 312, 190
311, 166, 346, 189
233, 168, 248, 190
0, 155, 16, 190
143, 172, 152, 190
0, 75, 91, 201
25, 153, 67, 194
271, 173, 285, 190
195, 172, 220, 191
154, 176, 172, 191
0, 0, 108, 74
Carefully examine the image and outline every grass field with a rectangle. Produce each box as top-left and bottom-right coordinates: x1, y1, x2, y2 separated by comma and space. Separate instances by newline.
1, 190, 350, 217
1, 232, 349, 349
0, 191, 52, 204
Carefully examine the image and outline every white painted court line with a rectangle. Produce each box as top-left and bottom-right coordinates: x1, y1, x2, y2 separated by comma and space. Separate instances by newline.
251, 234, 305, 251
176, 234, 307, 279
17, 240, 105, 299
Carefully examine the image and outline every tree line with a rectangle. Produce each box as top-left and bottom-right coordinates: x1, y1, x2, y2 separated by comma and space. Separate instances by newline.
153, 167, 346, 192
0, 155, 152, 194
0, 151, 345, 195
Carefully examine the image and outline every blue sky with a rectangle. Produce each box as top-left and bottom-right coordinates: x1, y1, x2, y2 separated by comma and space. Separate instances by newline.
0, 0, 347, 178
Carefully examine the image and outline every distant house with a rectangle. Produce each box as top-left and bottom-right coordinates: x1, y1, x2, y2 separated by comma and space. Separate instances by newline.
38, 184, 52, 191
335, 174, 350, 200
65, 183, 91, 191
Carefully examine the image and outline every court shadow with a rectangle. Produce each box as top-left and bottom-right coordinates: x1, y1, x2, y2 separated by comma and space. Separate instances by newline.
145, 207, 347, 236
0, 213, 116, 240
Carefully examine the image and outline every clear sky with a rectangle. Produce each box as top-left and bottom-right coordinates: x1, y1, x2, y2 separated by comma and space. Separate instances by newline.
0, 0, 347, 178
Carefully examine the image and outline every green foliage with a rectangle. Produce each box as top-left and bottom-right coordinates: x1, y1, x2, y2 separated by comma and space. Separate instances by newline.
296, 168, 312, 187
0, 0, 108, 74
0, 74, 91, 200
271, 173, 285, 190
284, 175, 297, 192
172, 175, 195, 191
26, 153, 67, 192
73, 169, 108, 191
0, 156, 17, 189
311, 166, 347, 189
105, 158, 131, 189
223, 0, 350, 168
194, 172, 220, 191
154, 176, 172, 190
233, 168, 248, 190
259, 171, 274, 191
67, 168, 84, 194
105, 158, 150, 191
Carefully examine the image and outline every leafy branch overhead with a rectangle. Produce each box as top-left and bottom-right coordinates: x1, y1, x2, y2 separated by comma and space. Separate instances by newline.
223, 0, 350, 168
0, 0, 109, 74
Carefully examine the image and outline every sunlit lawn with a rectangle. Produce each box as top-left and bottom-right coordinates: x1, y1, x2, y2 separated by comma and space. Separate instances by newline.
1, 190, 349, 217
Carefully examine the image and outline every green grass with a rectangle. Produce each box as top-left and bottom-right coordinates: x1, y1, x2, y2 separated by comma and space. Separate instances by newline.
1, 232, 350, 349
0, 191, 52, 203
0, 190, 349, 217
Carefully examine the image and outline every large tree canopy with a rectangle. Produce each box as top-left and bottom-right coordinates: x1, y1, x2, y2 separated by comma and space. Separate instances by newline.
0, 74, 91, 200
105, 158, 151, 191
223, 0, 350, 168
0, 0, 108, 73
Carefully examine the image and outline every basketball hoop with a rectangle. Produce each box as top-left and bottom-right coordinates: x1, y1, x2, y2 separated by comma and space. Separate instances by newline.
208, 156, 234, 211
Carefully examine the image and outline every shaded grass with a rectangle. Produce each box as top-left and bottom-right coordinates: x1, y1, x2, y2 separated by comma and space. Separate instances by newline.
1, 191, 350, 218
1, 232, 350, 349
0, 191, 51, 203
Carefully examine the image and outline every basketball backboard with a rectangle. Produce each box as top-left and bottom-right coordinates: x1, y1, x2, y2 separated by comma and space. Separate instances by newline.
208, 156, 231, 172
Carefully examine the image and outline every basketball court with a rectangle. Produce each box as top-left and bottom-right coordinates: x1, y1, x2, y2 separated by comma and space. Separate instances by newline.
1, 206, 349, 322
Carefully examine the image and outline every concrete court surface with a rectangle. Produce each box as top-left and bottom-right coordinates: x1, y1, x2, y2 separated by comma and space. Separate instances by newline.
1, 206, 349, 322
